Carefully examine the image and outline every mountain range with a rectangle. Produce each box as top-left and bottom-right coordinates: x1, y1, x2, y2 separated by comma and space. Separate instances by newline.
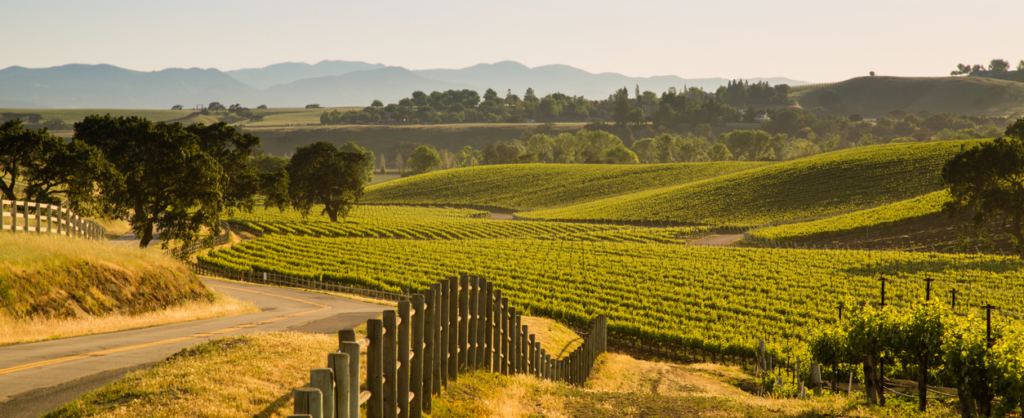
0, 60, 810, 109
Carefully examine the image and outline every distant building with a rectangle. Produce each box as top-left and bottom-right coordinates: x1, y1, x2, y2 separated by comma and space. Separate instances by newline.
754, 112, 770, 122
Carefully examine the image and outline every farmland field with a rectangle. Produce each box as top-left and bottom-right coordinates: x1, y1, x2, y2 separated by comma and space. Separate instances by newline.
516, 140, 984, 226
201, 224, 1024, 364
747, 190, 948, 244
227, 204, 698, 243
362, 162, 767, 211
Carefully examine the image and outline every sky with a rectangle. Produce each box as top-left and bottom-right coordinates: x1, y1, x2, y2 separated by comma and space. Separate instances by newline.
4, 0, 1024, 83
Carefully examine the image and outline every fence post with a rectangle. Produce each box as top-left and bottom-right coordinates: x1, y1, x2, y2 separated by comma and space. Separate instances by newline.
483, 281, 493, 371
534, 342, 541, 378
521, 323, 529, 374
439, 280, 449, 389
311, 369, 335, 418
467, 276, 478, 370
34, 201, 40, 234
367, 319, 384, 418
539, 349, 547, 379
494, 290, 504, 373
295, 387, 323, 418
811, 363, 822, 396
430, 285, 441, 398
447, 277, 458, 383
383, 311, 397, 418
410, 295, 424, 418
339, 332, 361, 418
421, 288, 434, 413
328, 353, 350, 418
528, 335, 536, 375
458, 275, 469, 372
22, 201, 29, 233
46, 203, 52, 234
1, 201, 6, 233
509, 308, 518, 374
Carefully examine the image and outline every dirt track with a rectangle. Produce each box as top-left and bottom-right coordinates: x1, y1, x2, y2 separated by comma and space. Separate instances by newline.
687, 234, 744, 247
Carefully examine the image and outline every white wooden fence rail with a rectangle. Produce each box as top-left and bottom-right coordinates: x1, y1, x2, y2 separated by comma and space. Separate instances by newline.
0, 199, 105, 240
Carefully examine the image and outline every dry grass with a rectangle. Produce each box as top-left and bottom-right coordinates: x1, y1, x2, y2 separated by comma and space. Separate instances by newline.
88, 217, 132, 240
0, 233, 210, 320
45, 332, 337, 418
520, 316, 580, 359
0, 290, 257, 346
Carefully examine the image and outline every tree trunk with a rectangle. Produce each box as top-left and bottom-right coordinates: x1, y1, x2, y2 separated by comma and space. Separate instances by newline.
864, 356, 877, 405
918, 355, 927, 412
1011, 212, 1024, 259
325, 201, 339, 223
958, 388, 976, 418
139, 221, 154, 248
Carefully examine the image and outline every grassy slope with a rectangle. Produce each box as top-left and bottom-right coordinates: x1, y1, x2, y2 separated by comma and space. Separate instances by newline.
748, 190, 948, 242
362, 162, 768, 211
245, 122, 587, 158
790, 76, 1024, 118
46, 332, 333, 418
0, 233, 210, 319
520, 140, 983, 226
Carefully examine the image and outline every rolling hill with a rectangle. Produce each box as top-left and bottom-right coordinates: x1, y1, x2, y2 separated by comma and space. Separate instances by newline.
0, 61, 810, 109
361, 162, 768, 211
224, 60, 386, 90
0, 64, 260, 109
515, 140, 985, 226
791, 76, 1024, 118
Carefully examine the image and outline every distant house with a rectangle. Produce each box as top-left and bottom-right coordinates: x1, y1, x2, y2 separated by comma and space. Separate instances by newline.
754, 112, 770, 122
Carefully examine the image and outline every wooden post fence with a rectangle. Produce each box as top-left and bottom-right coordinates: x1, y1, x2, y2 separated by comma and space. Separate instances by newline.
1, 200, 104, 239
294, 277, 608, 417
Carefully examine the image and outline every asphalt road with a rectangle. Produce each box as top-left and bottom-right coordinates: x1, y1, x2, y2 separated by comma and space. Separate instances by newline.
0, 277, 386, 418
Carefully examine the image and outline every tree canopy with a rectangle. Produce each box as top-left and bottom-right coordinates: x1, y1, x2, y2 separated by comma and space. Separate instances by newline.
76, 116, 239, 248
286, 141, 365, 223
941, 118, 1024, 256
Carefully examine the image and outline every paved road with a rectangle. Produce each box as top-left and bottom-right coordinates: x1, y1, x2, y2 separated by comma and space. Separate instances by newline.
0, 277, 386, 418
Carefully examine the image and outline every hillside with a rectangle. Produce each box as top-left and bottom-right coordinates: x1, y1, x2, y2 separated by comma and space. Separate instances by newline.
0, 64, 259, 109
0, 234, 255, 346
0, 61, 809, 109
362, 162, 768, 211
748, 190, 948, 243
791, 76, 1024, 118
518, 140, 983, 226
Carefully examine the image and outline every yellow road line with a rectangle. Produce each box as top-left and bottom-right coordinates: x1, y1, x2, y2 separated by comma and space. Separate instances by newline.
0, 283, 330, 376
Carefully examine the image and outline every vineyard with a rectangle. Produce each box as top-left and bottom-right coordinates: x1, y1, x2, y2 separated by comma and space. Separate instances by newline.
199, 233, 1024, 365
747, 190, 949, 243
226, 204, 700, 243
361, 162, 766, 211
517, 140, 984, 227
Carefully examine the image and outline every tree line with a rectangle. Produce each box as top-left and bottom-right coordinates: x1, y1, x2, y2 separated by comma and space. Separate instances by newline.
0, 116, 372, 249
950, 58, 1024, 82
380, 110, 1012, 176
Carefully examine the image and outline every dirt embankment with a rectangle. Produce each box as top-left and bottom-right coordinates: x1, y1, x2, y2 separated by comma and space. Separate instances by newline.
0, 234, 210, 320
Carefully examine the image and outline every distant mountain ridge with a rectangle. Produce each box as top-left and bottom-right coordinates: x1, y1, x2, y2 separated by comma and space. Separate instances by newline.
0, 60, 810, 109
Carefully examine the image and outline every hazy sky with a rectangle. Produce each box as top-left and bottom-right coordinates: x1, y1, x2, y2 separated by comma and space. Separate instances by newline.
4, 0, 1023, 83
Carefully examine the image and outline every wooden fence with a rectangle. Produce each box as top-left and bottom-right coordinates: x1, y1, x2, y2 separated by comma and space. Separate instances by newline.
286, 275, 608, 418
0, 199, 105, 240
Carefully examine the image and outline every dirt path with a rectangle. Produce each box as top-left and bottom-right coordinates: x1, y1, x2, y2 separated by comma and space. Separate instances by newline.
687, 234, 744, 247
488, 213, 514, 220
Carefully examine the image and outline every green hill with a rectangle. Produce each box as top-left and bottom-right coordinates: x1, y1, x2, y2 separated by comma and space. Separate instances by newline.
361, 162, 767, 211
790, 76, 1024, 118
747, 190, 948, 243
518, 140, 984, 226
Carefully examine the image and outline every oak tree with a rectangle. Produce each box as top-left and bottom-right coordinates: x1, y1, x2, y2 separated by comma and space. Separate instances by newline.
286, 141, 365, 222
